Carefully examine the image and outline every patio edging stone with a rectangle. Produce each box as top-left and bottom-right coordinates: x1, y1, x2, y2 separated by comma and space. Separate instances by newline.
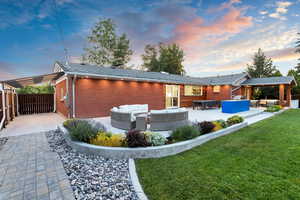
58, 121, 248, 159
128, 159, 148, 200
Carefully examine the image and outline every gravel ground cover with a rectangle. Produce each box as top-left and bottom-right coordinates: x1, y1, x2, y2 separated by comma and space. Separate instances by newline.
46, 130, 138, 200
0, 137, 8, 150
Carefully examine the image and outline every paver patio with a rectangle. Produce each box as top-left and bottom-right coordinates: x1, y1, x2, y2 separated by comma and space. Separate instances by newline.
0, 133, 74, 200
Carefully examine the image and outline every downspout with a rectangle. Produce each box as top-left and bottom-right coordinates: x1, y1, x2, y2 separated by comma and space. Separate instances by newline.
53, 85, 56, 112
72, 75, 77, 118
0, 83, 6, 130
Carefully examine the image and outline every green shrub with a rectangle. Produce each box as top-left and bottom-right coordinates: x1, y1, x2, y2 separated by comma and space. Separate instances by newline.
125, 130, 149, 148
65, 120, 98, 142
171, 125, 201, 142
198, 121, 215, 134
227, 115, 244, 126
63, 119, 80, 130
144, 132, 167, 146
265, 105, 282, 112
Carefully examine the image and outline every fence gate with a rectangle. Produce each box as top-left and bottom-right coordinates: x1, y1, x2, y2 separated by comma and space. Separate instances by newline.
18, 94, 54, 115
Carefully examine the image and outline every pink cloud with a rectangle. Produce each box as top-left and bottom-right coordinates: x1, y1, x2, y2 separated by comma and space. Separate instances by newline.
266, 47, 299, 62
171, 7, 252, 48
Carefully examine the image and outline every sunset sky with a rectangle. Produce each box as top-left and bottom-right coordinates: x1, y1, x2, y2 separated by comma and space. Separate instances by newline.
1, 0, 300, 80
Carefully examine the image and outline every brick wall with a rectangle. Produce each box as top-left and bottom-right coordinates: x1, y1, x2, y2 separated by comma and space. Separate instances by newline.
55, 79, 69, 118
206, 85, 232, 100
180, 85, 206, 107
75, 78, 165, 118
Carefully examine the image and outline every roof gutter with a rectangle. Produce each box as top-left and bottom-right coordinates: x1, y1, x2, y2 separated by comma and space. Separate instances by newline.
65, 72, 207, 86
242, 81, 294, 86
0, 83, 6, 131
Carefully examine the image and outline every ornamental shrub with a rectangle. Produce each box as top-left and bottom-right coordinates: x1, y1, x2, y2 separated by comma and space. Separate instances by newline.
90, 132, 125, 147
198, 121, 215, 134
63, 119, 80, 130
265, 105, 282, 112
144, 132, 167, 146
227, 115, 244, 126
125, 130, 149, 148
67, 120, 98, 142
215, 119, 228, 128
171, 125, 201, 142
212, 121, 223, 132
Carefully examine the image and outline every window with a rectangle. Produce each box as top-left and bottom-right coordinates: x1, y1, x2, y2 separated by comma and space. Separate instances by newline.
213, 85, 221, 93
184, 85, 203, 96
60, 88, 65, 101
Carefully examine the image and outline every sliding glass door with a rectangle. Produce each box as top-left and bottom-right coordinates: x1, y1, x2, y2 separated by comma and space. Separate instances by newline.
165, 85, 180, 108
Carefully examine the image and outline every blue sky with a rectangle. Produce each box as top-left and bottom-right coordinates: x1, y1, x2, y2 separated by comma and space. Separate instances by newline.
0, 0, 300, 80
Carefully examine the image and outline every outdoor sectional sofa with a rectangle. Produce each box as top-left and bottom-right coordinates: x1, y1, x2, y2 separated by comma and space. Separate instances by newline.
111, 105, 189, 131
111, 104, 148, 130
150, 108, 188, 131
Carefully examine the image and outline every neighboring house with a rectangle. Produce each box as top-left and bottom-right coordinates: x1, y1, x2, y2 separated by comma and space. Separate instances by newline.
53, 61, 296, 118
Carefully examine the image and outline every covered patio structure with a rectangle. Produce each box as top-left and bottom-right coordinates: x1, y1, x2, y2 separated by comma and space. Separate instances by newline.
241, 76, 297, 107
0, 72, 64, 131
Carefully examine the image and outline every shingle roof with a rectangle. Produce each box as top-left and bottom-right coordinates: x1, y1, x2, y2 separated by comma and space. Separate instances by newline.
241, 76, 296, 86
58, 62, 248, 86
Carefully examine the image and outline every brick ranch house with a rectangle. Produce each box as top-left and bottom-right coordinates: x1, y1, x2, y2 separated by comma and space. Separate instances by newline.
52, 61, 296, 118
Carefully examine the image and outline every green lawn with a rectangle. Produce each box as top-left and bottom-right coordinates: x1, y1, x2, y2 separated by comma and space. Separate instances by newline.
136, 109, 300, 200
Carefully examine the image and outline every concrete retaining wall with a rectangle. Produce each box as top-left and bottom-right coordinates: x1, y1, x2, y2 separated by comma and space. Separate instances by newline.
59, 122, 248, 159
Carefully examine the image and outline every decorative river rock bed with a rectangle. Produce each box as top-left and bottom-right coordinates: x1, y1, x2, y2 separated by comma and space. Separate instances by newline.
46, 130, 138, 200
0, 137, 8, 150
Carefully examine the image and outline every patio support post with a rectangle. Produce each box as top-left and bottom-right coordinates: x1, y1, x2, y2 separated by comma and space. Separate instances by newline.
279, 84, 285, 106
286, 85, 291, 107
0, 84, 6, 130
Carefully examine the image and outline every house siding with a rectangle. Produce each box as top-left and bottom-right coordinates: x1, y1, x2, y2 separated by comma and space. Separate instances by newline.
55, 79, 69, 118
180, 85, 206, 107
75, 78, 165, 118
206, 85, 232, 100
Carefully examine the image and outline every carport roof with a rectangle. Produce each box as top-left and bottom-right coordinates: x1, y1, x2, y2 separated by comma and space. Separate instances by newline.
241, 76, 297, 86
1, 72, 64, 88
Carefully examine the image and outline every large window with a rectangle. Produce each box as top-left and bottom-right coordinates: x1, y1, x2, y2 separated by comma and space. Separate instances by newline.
184, 85, 203, 96
213, 85, 221, 93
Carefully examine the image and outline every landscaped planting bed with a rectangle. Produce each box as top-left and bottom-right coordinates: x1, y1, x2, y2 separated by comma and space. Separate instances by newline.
46, 130, 138, 200
136, 109, 300, 200
60, 115, 245, 159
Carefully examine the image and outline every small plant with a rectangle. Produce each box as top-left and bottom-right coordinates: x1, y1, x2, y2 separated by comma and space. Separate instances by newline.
144, 132, 167, 146
171, 125, 201, 142
215, 119, 228, 128
125, 130, 149, 147
265, 105, 282, 112
65, 120, 98, 142
90, 132, 125, 147
198, 121, 215, 134
212, 121, 223, 132
227, 115, 244, 126
63, 119, 80, 130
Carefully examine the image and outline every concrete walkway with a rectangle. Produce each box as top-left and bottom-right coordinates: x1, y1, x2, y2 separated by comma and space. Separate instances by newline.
0, 113, 65, 138
0, 133, 74, 200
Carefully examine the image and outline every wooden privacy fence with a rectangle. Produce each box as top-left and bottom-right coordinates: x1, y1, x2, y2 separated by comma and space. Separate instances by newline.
18, 94, 54, 115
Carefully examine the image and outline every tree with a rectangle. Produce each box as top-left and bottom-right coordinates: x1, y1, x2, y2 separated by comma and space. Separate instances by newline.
142, 43, 185, 75
16, 84, 54, 94
84, 18, 133, 68
295, 33, 300, 73
246, 48, 281, 78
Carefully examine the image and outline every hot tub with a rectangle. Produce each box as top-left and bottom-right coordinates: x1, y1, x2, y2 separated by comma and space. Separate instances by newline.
221, 100, 250, 113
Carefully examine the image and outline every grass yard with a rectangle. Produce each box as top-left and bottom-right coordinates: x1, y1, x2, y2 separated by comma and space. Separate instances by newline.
136, 109, 300, 200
